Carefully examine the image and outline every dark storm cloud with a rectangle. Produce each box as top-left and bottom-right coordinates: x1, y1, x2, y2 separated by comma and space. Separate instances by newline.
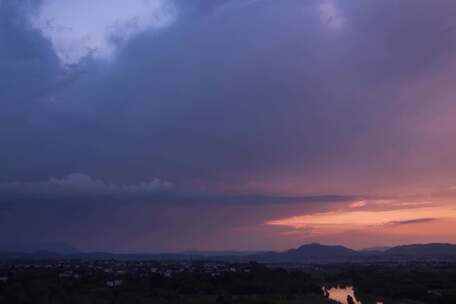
2, 0, 456, 189
0, 0, 61, 181
3, 0, 453, 191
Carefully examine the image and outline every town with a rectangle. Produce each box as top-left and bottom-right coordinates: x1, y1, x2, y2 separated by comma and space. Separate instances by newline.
1, 259, 456, 303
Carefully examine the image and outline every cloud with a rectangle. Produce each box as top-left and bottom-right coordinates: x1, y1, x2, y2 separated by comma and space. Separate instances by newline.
49, 173, 173, 193
349, 200, 367, 208
0, 173, 171, 201
387, 218, 438, 226
266, 205, 456, 230
3, 0, 456, 251
318, 0, 346, 30
30, 0, 177, 65
0, 173, 356, 206
2, 0, 456, 194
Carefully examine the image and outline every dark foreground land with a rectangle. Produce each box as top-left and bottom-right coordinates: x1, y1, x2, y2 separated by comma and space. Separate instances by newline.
0, 260, 456, 304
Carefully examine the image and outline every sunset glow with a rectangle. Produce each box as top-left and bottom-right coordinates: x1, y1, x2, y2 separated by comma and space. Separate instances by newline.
266, 204, 456, 229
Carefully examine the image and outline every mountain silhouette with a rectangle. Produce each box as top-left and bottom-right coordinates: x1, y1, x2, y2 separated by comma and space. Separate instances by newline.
2, 243, 456, 262
385, 243, 456, 257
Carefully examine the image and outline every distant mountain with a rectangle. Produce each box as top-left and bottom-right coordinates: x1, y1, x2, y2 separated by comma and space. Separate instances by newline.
264, 243, 456, 262
285, 243, 357, 258
385, 243, 456, 257
362, 246, 391, 252
1, 243, 456, 263
0, 242, 80, 255
252, 243, 358, 263
181, 250, 266, 257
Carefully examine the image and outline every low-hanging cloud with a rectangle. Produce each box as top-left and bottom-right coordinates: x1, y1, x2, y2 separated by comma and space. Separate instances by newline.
0, 173, 357, 206
0, 173, 173, 198
388, 218, 439, 226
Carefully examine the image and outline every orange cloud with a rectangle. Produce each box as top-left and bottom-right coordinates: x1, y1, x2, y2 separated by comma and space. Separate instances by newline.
265, 204, 456, 231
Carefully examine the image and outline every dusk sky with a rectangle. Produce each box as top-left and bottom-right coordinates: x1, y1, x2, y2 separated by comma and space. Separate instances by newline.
1, 0, 456, 253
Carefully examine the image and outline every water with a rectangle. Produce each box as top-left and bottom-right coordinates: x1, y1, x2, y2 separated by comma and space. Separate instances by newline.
323, 286, 383, 304
324, 286, 362, 304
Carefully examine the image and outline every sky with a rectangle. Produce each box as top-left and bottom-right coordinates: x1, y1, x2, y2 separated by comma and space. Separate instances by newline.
1, 0, 456, 252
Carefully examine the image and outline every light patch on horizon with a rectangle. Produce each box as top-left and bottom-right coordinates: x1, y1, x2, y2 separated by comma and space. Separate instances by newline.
31, 0, 177, 65
318, 0, 346, 31
349, 200, 367, 208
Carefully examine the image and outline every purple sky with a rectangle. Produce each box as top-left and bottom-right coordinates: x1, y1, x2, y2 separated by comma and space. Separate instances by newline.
1, 0, 456, 252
